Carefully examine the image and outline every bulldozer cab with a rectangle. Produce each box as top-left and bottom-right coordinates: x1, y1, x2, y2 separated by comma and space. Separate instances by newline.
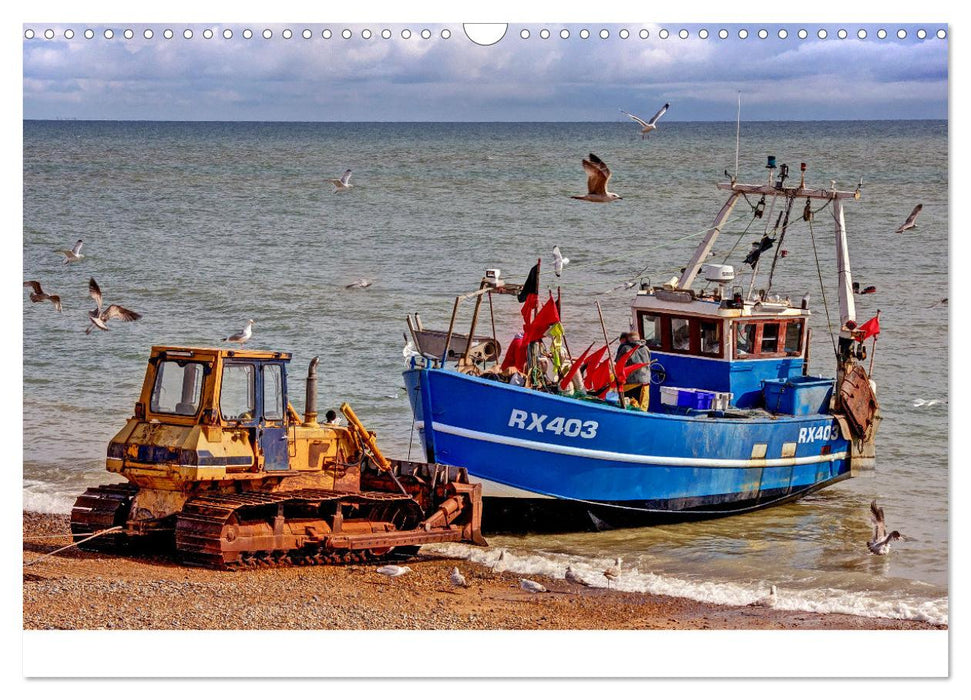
143, 347, 293, 471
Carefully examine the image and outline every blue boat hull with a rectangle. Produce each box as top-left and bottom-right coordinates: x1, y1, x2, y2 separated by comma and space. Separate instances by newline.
404, 367, 854, 532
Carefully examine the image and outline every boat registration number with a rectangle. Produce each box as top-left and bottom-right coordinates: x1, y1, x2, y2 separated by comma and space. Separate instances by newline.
507, 409, 598, 438
798, 423, 836, 443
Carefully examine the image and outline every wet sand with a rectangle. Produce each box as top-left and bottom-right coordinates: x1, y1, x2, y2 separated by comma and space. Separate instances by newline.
23, 511, 943, 631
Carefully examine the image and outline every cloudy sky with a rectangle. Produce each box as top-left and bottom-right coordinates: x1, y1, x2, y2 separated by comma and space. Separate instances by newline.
22, 20, 948, 122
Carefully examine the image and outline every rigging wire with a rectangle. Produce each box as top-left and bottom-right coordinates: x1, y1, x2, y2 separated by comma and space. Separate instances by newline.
807, 206, 841, 361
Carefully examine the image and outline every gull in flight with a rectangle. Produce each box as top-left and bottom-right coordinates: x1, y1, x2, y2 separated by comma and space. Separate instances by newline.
552, 246, 569, 277
571, 153, 622, 203
602, 557, 622, 589
345, 278, 372, 289
329, 169, 353, 193
86, 278, 141, 334
57, 239, 85, 264
519, 578, 547, 593
223, 320, 254, 345
867, 500, 904, 555
895, 204, 923, 233
23, 281, 62, 311
620, 103, 670, 139
376, 564, 412, 582
449, 566, 469, 589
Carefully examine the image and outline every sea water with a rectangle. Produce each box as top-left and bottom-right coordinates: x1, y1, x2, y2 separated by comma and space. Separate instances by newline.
21, 120, 948, 625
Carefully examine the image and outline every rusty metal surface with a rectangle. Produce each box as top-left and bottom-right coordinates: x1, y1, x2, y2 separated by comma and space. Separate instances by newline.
838, 365, 879, 441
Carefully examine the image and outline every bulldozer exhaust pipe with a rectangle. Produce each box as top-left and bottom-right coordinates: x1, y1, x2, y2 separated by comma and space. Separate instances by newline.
304, 356, 320, 426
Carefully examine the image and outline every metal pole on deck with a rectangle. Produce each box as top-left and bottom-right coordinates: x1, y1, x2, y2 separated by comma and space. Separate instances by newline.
596, 301, 626, 409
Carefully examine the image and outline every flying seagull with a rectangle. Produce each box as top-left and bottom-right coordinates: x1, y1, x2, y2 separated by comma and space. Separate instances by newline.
552, 246, 569, 277
345, 278, 372, 289
895, 204, 923, 233
57, 239, 85, 264
449, 566, 469, 589
223, 320, 254, 345
867, 500, 904, 555
329, 169, 353, 193
376, 564, 412, 581
571, 153, 622, 203
603, 557, 622, 589
85, 278, 141, 334
23, 281, 62, 311
519, 578, 547, 593
620, 103, 670, 138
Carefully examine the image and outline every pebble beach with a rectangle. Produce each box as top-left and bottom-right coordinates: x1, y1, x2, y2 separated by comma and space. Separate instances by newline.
23, 512, 943, 632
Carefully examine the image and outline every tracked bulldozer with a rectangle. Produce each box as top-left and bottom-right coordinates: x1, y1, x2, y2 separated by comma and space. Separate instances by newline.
70, 346, 485, 569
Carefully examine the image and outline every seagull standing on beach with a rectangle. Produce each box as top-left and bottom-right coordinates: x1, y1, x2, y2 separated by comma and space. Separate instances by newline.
895, 204, 923, 233
23, 281, 62, 311
552, 246, 569, 277
376, 564, 412, 582
520, 578, 547, 593
85, 278, 141, 334
223, 320, 254, 345
564, 565, 590, 593
750, 585, 778, 607
867, 500, 904, 555
571, 154, 622, 203
57, 239, 85, 264
492, 548, 507, 572
620, 103, 670, 139
329, 169, 353, 193
449, 566, 469, 589
603, 557, 622, 589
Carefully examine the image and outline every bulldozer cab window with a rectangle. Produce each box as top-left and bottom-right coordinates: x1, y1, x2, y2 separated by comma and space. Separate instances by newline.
151, 361, 205, 416
221, 362, 256, 423
263, 364, 284, 422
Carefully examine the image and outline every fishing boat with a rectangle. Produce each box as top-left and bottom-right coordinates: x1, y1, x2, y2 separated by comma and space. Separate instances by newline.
402, 159, 881, 532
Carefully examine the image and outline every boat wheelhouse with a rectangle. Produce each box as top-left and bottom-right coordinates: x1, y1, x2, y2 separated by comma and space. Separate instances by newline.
402, 163, 880, 532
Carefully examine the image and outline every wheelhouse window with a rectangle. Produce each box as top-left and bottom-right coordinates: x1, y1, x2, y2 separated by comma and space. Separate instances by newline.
760, 323, 780, 354
784, 320, 804, 355
736, 322, 758, 357
699, 320, 721, 356
263, 364, 284, 422
151, 360, 205, 416
221, 363, 256, 422
671, 318, 691, 351
641, 314, 663, 349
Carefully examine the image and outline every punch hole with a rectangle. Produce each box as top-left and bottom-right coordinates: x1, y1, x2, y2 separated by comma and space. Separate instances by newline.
203, 29, 214, 39
937, 29, 946, 39
64, 29, 74, 39
699, 29, 709, 39
322, 29, 332, 39
600, 29, 609, 39
618, 29, 629, 39
262, 29, 272, 39
144, 29, 154, 39
520, 29, 530, 39
84, 29, 94, 39
639, 29, 648, 39
757, 29, 767, 39
183, 29, 193, 40
283, 29, 293, 39
242, 29, 253, 39
579, 29, 589, 39
718, 29, 728, 39
44, 29, 54, 39
302, 29, 312, 39
738, 29, 748, 39
124, 29, 134, 39
401, 29, 412, 39
104, 29, 114, 39
441, 29, 451, 39
916, 29, 926, 40
897, 29, 907, 39
837, 29, 847, 39
164, 29, 174, 39
223, 29, 233, 39
778, 28, 788, 39
560, 29, 570, 39
421, 29, 431, 39
362, 29, 372, 39
464, 24, 506, 46
24, 29, 34, 39
678, 29, 688, 39
877, 29, 887, 39
797, 29, 808, 39
857, 29, 867, 39
381, 29, 391, 39
817, 29, 827, 39
342, 29, 352, 39
540, 29, 550, 39
659, 29, 669, 39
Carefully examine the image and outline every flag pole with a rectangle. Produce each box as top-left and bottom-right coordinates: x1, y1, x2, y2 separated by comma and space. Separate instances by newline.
595, 301, 626, 409
867, 309, 880, 376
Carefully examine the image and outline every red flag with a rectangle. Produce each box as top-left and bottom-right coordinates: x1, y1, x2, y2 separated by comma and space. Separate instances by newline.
614, 343, 650, 383
524, 294, 561, 343
584, 358, 612, 395
520, 294, 538, 325
558, 342, 594, 391
857, 314, 880, 342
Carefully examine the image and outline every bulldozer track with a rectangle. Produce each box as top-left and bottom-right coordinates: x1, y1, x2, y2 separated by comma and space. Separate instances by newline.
175, 489, 424, 570
70, 483, 139, 551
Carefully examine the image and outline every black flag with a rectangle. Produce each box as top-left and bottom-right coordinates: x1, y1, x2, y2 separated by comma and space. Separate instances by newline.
517, 263, 539, 303
744, 235, 775, 267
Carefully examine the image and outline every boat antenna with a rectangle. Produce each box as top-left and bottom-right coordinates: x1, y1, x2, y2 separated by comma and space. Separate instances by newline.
734, 91, 741, 182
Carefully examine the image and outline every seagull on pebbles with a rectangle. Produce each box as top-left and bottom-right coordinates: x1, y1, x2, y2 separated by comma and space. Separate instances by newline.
603, 557, 622, 589
571, 154, 622, 203
620, 103, 670, 139
57, 239, 85, 264
750, 585, 778, 608
85, 278, 141, 334
23, 281, 62, 311
519, 578, 547, 594
376, 564, 412, 582
564, 565, 590, 593
492, 548, 507, 572
329, 169, 353, 193
223, 320, 254, 345
868, 500, 904, 555
449, 566, 469, 589
553, 246, 569, 277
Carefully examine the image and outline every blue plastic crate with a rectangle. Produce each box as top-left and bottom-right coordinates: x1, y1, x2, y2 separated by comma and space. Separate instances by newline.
762, 376, 834, 415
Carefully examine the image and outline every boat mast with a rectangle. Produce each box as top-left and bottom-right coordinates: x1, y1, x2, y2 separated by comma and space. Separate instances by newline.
677, 192, 742, 290
833, 197, 857, 332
